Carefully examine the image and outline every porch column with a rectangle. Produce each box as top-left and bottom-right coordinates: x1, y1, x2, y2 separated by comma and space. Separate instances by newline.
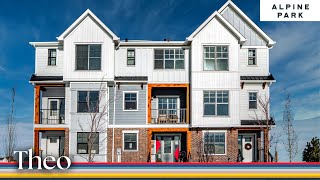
34, 130, 39, 156
187, 130, 191, 161
34, 85, 40, 124
64, 129, 69, 157
263, 128, 269, 162
186, 85, 189, 124
147, 85, 152, 124
147, 130, 152, 162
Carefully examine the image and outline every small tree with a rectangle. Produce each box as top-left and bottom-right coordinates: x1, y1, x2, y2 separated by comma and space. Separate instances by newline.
302, 137, 320, 162
282, 91, 298, 162
196, 132, 214, 162
3, 88, 17, 162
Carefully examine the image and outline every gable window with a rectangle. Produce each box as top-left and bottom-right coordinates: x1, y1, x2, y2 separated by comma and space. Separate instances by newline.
127, 49, 135, 65
76, 44, 101, 70
154, 49, 184, 69
123, 92, 138, 110
248, 49, 256, 65
77, 132, 99, 154
203, 46, 228, 71
203, 91, 229, 116
123, 132, 138, 151
77, 91, 99, 113
203, 132, 226, 154
249, 92, 257, 109
48, 49, 57, 66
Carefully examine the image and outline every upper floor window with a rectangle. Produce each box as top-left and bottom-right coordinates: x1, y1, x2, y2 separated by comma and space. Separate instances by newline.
203, 91, 229, 116
154, 49, 184, 69
203, 46, 228, 71
123, 92, 138, 111
77, 132, 99, 154
48, 49, 56, 66
77, 91, 99, 113
203, 132, 226, 154
249, 92, 257, 109
76, 44, 101, 70
248, 49, 256, 65
127, 49, 135, 66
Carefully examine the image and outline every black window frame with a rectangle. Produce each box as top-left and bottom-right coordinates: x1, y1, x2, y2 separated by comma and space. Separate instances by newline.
154, 49, 185, 69
203, 90, 229, 116
77, 132, 99, 154
48, 49, 57, 66
203, 132, 226, 155
248, 49, 257, 65
123, 132, 138, 151
77, 91, 99, 113
127, 49, 135, 66
76, 44, 101, 70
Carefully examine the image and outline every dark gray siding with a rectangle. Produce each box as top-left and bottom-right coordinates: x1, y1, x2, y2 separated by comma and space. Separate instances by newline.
109, 84, 146, 125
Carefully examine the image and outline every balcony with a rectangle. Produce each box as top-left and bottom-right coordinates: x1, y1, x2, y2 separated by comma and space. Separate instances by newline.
151, 109, 187, 124
40, 109, 65, 124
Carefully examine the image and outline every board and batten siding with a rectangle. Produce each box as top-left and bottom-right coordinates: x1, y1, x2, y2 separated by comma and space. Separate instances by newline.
115, 47, 189, 83
221, 6, 267, 46
35, 46, 63, 76
63, 16, 115, 81
239, 48, 269, 76
109, 84, 147, 125
190, 16, 241, 127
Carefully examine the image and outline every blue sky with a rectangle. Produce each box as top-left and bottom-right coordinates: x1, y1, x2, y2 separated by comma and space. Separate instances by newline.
0, 0, 319, 161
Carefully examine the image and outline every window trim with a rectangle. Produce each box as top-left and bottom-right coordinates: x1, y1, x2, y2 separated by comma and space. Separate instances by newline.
122, 130, 139, 152
123, 91, 139, 111
75, 44, 102, 71
48, 49, 57, 66
77, 91, 100, 113
127, 49, 135, 66
202, 130, 227, 155
248, 91, 258, 110
248, 48, 257, 66
76, 132, 100, 154
203, 90, 229, 117
153, 48, 185, 70
203, 45, 229, 71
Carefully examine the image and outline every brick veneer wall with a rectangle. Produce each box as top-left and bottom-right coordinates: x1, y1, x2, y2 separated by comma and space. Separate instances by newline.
64, 129, 70, 157
190, 128, 238, 162
107, 128, 149, 162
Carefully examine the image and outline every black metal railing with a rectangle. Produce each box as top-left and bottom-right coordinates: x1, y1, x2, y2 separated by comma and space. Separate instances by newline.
151, 109, 187, 124
40, 109, 65, 124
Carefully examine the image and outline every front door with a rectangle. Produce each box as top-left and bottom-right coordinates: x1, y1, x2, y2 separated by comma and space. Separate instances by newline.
241, 135, 254, 162
152, 134, 181, 162
161, 137, 174, 162
46, 136, 60, 159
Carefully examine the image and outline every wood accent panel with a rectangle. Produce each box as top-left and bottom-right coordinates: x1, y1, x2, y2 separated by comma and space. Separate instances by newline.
34, 86, 40, 124
187, 130, 191, 160
34, 128, 67, 131
34, 130, 39, 156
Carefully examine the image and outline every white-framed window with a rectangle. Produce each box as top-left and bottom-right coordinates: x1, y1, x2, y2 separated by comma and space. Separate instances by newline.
123, 130, 139, 151
203, 46, 228, 71
127, 49, 135, 66
203, 131, 226, 155
203, 91, 229, 116
123, 91, 138, 111
77, 132, 99, 154
249, 92, 257, 109
76, 44, 101, 70
154, 49, 184, 69
48, 49, 57, 66
248, 49, 256, 65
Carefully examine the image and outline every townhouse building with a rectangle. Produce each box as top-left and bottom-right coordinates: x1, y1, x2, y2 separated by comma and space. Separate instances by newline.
29, 1, 275, 163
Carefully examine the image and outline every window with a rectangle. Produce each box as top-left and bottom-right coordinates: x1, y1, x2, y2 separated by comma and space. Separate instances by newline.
127, 49, 135, 65
203, 132, 226, 154
203, 46, 228, 71
203, 91, 229, 116
77, 132, 99, 154
77, 91, 99, 113
249, 92, 257, 109
124, 92, 138, 110
154, 49, 184, 69
248, 49, 256, 65
50, 100, 58, 116
48, 49, 57, 66
123, 132, 138, 151
76, 44, 101, 70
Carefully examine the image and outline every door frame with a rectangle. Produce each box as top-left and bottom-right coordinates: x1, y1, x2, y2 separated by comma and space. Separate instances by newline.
238, 133, 257, 162
46, 135, 60, 158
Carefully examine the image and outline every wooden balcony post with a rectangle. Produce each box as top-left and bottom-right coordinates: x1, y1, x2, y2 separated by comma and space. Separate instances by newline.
34, 86, 40, 124
34, 130, 39, 156
147, 85, 152, 124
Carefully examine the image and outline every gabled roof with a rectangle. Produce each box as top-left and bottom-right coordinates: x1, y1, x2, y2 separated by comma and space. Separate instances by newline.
218, 0, 275, 47
57, 9, 119, 42
186, 11, 246, 44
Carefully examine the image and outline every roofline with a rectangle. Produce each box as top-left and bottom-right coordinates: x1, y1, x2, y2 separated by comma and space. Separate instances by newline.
240, 80, 276, 83
187, 11, 246, 44
119, 41, 188, 46
29, 42, 60, 47
218, 0, 275, 47
57, 9, 119, 42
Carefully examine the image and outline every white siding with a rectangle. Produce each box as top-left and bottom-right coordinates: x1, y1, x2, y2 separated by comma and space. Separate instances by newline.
190, 16, 241, 127
35, 47, 63, 76
239, 48, 269, 76
63, 16, 115, 81
115, 47, 189, 83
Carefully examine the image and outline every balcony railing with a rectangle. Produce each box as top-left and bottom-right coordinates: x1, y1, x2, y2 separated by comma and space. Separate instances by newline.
151, 109, 187, 124
40, 109, 65, 124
